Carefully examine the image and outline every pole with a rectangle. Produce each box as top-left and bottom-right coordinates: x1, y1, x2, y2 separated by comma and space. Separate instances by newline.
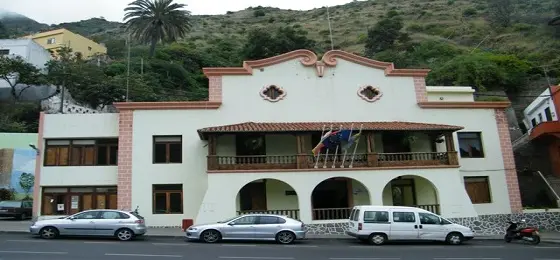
326, 6, 334, 50
126, 34, 131, 102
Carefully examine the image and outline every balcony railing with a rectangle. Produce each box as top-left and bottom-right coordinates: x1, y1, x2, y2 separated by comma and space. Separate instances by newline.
312, 204, 440, 220
208, 152, 458, 171
237, 209, 300, 220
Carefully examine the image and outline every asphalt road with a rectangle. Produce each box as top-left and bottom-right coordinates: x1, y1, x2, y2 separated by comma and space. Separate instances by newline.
0, 233, 559, 260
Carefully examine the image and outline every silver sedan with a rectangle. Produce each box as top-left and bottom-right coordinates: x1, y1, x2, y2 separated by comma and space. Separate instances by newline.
29, 209, 147, 241
186, 214, 307, 244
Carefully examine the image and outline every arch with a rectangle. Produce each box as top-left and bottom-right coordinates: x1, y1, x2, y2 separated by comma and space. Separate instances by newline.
310, 177, 371, 221
382, 175, 441, 214
235, 178, 300, 220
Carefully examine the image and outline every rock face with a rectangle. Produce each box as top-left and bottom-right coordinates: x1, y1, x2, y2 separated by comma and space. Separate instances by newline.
304, 211, 560, 236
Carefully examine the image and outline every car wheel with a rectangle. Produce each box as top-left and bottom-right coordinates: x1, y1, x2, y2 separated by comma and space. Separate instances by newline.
40, 227, 59, 239
446, 232, 464, 245
17, 213, 27, 220
201, 230, 222, 243
115, 228, 134, 241
276, 231, 296, 244
369, 233, 387, 245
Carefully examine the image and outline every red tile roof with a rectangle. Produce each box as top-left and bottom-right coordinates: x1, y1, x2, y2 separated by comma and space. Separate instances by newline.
197, 122, 463, 139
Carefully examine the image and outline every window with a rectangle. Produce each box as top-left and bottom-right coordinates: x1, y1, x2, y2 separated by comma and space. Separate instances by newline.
392, 212, 416, 223
153, 136, 182, 164
0, 49, 9, 55
531, 118, 537, 127
464, 176, 492, 204
73, 211, 99, 219
538, 113, 543, 123
358, 85, 382, 102
41, 186, 118, 216
152, 184, 183, 214
457, 132, 484, 158
47, 38, 56, 44
419, 212, 441, 225
88, 46, 92, 51
350, 209, 360, 221
232, 216, 258, 225
364, 211, 389, 223
44, 139, 118, 166
258, 216, 284, 224
260, 85, 286, 102
545, 107, 553, 121
100, 211, 129, 219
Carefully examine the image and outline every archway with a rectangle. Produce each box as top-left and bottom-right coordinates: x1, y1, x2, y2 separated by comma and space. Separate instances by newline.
236, 178, 300, 220
310, 177, 370, 220
382, 175, 440, 214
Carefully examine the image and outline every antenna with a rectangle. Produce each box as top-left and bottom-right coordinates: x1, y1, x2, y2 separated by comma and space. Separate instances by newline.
326, 6, 334, 50
126, 33, 131, 102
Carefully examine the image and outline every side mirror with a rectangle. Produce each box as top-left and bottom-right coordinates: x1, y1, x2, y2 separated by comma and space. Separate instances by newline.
228, 222, 235, 226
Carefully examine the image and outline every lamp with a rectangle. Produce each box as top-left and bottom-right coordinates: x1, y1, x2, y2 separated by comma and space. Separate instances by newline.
29, 144, 40, 155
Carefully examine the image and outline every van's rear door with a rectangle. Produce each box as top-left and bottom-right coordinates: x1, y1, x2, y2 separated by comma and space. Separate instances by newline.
347, 207, 360, 233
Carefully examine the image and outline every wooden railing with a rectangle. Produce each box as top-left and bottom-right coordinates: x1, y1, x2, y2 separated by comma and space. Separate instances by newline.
207, 152, 459, 171
237, 209, 300, 220
415, 204, 440, 214
312, 208, 352, 220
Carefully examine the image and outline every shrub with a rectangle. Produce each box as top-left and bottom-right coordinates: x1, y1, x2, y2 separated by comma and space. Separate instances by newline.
0, 188, 14, 201
253, 10, 266, 17
463, 8, 477, 17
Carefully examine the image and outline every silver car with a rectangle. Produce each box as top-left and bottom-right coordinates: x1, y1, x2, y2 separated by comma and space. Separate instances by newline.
29, 209, 147, 241
185, 214, 307, 244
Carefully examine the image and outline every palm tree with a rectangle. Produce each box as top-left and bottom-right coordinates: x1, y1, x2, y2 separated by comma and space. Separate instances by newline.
123, 0, 192, 57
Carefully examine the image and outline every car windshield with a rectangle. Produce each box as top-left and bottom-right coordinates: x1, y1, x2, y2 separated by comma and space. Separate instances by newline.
217, 216, 239, 223
0, 201, 21, 207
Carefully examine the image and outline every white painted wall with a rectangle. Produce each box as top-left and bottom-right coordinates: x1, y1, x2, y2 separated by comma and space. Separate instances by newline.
42, 113, 118, 138
0, 39, 51, 69
522, 88, 557, 131
41, 166, 117, 186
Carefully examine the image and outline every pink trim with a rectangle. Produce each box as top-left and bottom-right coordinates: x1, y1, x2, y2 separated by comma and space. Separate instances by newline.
413, 77, 428, 103
117, 110, 133, 210
357, 85, 383, 102
495, 109, 522, 213
260, 85, 287, 102
32, 112, 44, 217
208, 76, 222, 102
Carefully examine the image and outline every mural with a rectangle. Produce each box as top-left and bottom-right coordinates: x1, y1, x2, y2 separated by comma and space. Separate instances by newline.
0, 148, 36, 200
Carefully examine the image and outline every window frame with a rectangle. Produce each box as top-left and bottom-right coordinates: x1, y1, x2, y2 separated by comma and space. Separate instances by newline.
43, 139, 118, 167
152, 184, 183, 214
464, 176, 492, 204
457, 132, 485, 159
363, 211, 390, 223
392, 211, 416, 223
0, 49, 9, 55
152, 135, 183, 164
47, 38, 56, 44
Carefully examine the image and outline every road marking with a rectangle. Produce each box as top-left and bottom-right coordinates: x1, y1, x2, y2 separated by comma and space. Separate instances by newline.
330, 258, 401, 260
221, 244, 258, 247
84, 241, 120, 244
535, 246, 560, 249
153, 242, 189, 246
471, 246, 504, 248
534, 259, 560, 260
433, 258, 501, 260
105, 253, 182, 258
218, 257, 295, 260
5, 239, 47, 243
284, 245, 318, 248
0, 250, 68, 255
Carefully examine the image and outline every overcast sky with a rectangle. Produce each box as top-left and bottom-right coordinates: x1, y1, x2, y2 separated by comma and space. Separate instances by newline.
2, 0, 354, 24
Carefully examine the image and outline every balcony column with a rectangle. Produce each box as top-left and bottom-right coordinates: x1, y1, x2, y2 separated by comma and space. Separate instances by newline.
444, 132, 459, 165
207, 135, 218, 170
296, 134, 308, 169
366, 132, 379, 167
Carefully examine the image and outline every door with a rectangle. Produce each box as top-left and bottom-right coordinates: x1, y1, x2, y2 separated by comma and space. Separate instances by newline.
82, 195, 93, 211
95, 211, 129, 236
254, 216, 283, 239
60, 211, 100, 236
389, 210, 419, 240
239, 182, 266, 211
418, 212, 447, 241
222, 215, 258, 239
96, 194, 107, 209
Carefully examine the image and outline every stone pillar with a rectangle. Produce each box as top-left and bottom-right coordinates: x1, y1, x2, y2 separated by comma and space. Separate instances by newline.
117, 110, 133, 210
208, 76, 222, 102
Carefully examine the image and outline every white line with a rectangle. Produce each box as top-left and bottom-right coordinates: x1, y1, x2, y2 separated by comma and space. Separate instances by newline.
105, 253, 182, 258
330, 258, 401, 260
221, 244, 257, 247
534, 258, 560, 260
5, 239, 47, 243
535, 246, 560, 249
152, 242, 189, 246
433, 258, 501, 260
218, 257, 295, 260
84, 241, 119, 244
0, 250, 68, 254
284, 245, 318, 248
471, 246, 504, 248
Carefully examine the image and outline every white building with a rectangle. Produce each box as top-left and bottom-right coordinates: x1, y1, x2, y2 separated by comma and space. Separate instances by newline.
32, 49, 521, 233
522, 87, 559, 132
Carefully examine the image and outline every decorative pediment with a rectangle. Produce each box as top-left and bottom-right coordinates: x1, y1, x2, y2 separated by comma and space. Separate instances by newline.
357, 85, 383, 102
260, 85, 286, 102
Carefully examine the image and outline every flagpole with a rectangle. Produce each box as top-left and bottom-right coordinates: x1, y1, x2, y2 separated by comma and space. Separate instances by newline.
126, 33, 131, 102
331, 124, 343, 168
340, 123, 354, 168
349, 124, 363, 168
322, 124, 333, 168
314, 125, 326, 169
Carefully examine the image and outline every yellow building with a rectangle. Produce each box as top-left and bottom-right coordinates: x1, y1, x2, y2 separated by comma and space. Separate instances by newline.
24, 29, 107, 59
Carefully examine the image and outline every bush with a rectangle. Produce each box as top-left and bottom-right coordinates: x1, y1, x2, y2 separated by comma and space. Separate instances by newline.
253, 10, 266, 17
0, 188, 14, 201
463, 8, 477, 17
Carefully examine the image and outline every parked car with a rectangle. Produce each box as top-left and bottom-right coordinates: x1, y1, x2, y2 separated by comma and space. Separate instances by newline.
0, 200, 32, 220
29, 209, 147, 241
346, 205, 474, 245
185, 214, 307, 244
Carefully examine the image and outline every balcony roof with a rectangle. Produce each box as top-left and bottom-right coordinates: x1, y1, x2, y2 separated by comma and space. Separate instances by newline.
197, 121, 463, 139
529, 121, 560, 140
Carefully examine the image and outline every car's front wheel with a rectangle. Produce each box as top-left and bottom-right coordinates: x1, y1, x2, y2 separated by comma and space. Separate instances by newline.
39, 227, 59, 239
201, 230, 222, 243
446, 232, 464, 245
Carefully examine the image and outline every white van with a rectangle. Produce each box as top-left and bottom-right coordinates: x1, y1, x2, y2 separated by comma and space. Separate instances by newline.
346, 205, 474, 245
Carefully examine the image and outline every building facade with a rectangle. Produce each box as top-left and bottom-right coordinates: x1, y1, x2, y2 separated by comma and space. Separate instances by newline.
24, 29, 107, 59
32, 50, 522, 232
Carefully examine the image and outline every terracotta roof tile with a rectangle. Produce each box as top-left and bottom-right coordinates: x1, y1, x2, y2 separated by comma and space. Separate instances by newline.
198, 122, 463, 139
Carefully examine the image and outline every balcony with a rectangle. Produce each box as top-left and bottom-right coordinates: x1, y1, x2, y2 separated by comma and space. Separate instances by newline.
199, 121, 462, 172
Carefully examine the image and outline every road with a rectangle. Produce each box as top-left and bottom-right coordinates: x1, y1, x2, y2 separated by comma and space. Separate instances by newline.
0, 233, 559, 260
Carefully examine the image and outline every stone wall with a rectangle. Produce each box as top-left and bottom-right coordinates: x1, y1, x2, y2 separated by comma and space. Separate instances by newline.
305, 211, 560, 236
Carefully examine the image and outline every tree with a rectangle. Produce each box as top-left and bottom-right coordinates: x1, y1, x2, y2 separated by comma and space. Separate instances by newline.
0, 55, 48, 101
0, 21, 8, 38
18, 172, 34, 199
241, 26, 317, 60
123, 0, 192, 57
487, 0, 514, 28
364, 14, 407, 58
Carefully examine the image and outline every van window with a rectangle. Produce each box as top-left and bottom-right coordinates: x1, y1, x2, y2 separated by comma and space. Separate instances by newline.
349, 209, 355, 220
352, 209, 360, 221
419, 212, 441, 225
441, 218, 452, 225
392, 212, 416, 223
364, 211, 389, 223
